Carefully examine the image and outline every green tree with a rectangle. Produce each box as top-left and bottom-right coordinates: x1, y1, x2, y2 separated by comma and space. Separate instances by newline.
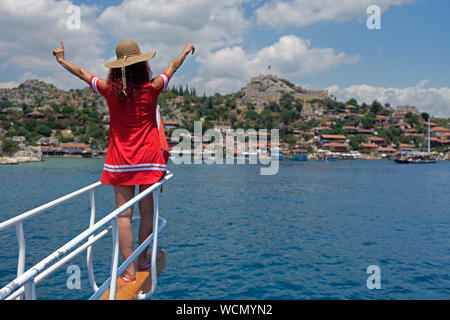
345, 98, 358, 107
370, 100, 383, 114
246, 109, 258, 121
35, 124, 52, 137
61, 103, 75, 115
361, 113, 376, 129
294, 99, 303, 113
279, 93, 294, 110
405, 112, 419, 127
285, 135, 297, 148
267, 101, 280, 112
225, 99, 237, 109
2, 139, 19, 154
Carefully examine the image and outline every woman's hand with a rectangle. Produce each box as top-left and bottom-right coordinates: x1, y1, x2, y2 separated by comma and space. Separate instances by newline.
184, 39, 195, 55
52, 41, 95, 85
53, 41, 65, 63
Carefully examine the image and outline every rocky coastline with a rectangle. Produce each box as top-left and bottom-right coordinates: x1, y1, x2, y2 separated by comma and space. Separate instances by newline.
0, 146, 43, 164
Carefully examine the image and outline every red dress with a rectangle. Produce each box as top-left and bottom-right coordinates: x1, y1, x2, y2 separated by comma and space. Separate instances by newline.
89, 74, 170, 186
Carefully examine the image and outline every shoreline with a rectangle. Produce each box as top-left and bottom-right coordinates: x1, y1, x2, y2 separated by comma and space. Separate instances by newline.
1, 155, 448, 165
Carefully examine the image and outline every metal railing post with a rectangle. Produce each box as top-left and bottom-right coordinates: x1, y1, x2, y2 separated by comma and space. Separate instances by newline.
24, 279, 36, 300
138, 190, 160, 300
87, 189, 99, 292
150, 190, 160, 294
108, 218, 120, 300
15, 222, 26, 300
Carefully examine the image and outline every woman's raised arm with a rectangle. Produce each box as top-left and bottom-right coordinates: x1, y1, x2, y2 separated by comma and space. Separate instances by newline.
152, 39, 195, 88
53, 41, 107, 88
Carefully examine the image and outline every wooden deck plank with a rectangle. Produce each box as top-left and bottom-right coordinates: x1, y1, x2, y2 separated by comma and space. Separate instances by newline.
100, 249, 167, 300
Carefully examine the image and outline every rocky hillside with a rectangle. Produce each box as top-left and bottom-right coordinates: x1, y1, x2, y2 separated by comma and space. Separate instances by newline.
237, 74, 328, 109
0, 80, 108, 114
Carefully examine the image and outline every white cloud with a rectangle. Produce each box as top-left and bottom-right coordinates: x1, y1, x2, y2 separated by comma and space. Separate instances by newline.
0, 0, 251, 90
255, 0, 415, 28
327, 81, 450, 117
193, 35, 359, 95
0, 0, 106, 89
0, 81, 19, 89
98, 0, 250, 72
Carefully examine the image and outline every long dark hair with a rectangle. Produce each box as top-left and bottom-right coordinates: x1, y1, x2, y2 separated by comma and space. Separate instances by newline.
107, 61, 153, 100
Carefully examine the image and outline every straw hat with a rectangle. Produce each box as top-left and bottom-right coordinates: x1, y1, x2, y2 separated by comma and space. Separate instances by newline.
104, 39, 156, 95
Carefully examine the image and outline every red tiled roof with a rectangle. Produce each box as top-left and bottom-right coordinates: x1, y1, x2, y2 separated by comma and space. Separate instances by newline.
343, 126, 357, 130
430, 126, 450, 132
61, 143, 89, 149
41, 146, 63, 151
398, 143, 416, 148
164, 120, 179, 126
369, 136, 385, 141
376, 115, 388, 120
361, 143, 378, 149
321, 134, 347, 140
427, 137, 450, 144
323, 142, 349, 147
376, 147, 397, 152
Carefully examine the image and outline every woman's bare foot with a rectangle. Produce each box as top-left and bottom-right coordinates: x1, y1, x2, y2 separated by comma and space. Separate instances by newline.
138, 248, 166, 271
120, 272, 136, 282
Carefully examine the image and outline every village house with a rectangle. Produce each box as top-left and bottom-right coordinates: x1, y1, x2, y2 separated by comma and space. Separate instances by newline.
42, 146, 64, 156
357, 128, 374, 135
60, 143, 90, 155
322, 142, 350, 153
374, 147, 397, 158
343, 126, 358, 135
424, 121, 438, 127
163, 120, 179, 130
398, 143, 416, 151
430, 126, 450, 138
392, 120, 408, 130
402, 128, 419, 135
427, 135, 450, 147
26, 110, 44, 120
37, 136, 59, 146
314, 126, 331, 135
361, 143, 379, 152
376, 115, 388, 122
345, 105, 356, 113
320, 134, 347, 144
368, 136, 386, 146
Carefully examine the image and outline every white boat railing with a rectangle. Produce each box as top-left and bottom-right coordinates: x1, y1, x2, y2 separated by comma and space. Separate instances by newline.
0, 171, 173, 300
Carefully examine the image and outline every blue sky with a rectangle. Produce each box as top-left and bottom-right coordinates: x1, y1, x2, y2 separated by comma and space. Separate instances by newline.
0, 0, 449, 116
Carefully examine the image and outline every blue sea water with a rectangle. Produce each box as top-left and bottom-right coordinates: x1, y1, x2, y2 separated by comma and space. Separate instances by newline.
0, 158, 449, 300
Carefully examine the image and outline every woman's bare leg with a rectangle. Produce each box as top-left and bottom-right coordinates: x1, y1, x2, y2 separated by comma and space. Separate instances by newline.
138, 184, 154, 267
113, 185, 136, 280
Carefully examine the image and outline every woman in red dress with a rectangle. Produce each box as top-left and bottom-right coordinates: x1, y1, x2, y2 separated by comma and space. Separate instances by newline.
53, 38, 195, 281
